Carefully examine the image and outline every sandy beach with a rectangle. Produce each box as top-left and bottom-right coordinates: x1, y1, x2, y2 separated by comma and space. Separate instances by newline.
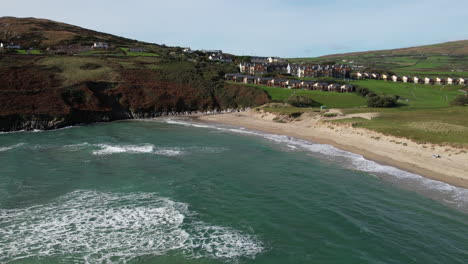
198, 110, 468, 189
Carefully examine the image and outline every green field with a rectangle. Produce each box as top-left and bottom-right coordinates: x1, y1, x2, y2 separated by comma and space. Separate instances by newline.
15, 49, 43, 55
39, 57, 114, 85
235, 83, 367, 108
351, 80, 463, 109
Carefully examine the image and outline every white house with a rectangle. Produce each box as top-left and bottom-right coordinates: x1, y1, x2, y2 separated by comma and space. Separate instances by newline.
381, 74, 388, 81
435, 77, 443, 85
424, 77, 434, 85
402, 76, 409, 83
458, 78, 466, 85
313, 82, 325, 90
356, 72, 363, 79
447, 77, 454, 85
340, 84, 354, 93
327, 83, 339, 91
371, 73, 379, 79
92, 42, 109, 49
412, 77, 419, 83
286, 63, 300, 76
391, 75, 398, 82
268, 57, 284, 63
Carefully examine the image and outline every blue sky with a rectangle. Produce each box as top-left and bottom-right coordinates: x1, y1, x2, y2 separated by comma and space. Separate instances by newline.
2, 0, 467, 57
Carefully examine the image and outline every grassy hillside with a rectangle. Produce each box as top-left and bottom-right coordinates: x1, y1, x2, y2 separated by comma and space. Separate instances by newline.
230, 83, 367, 108
0, 17, 136, 48
351, 80, 462, 109
289, 41, 468, 78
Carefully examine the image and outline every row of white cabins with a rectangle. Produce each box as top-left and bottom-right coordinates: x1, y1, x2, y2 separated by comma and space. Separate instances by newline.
225, 74, 355, 93
356, 72, 467, 85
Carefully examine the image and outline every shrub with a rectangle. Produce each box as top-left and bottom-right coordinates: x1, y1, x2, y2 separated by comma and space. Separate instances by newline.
356, 87, 371, 97
286, 95, 320, 107
450, 95, 468, 106
367, 95, 398, 108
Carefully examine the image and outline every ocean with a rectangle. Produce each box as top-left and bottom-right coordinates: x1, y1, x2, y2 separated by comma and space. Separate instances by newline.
0, 118, 467, 264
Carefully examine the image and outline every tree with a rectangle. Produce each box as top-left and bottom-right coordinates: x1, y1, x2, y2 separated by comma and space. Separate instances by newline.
287, 95, 320, 107
367, 95, 398, 108
450, 95, 468, 106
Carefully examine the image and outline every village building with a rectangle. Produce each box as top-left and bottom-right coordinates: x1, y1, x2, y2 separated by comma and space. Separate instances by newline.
381, 74, 388, 81
411, 77, 419, 83
5, 43, 21, 49
256, 77, 273, 86
243, 76, 256, 84
239, 62, 249, 74
267, 63, 288, 74
182, 47, 192, 53
458, 78, 466, 85
391, 75, 400, 82
402, 76, 409, 83
250, 56, 269, 63
424, 77, 435, 85
288, 79, 302, 89
287, 63, 300, 76
447, 77, 455, 85
268, 57, 284, 63
435, 77, 444, 85
92, 42, 109, 49
356, 72, 363, 79
301, 81, 315, 90
371, 73, 379, 79
327, 83, 339, 92
298, 65, 317, 78
340, 84, 354, 93
249, 63, 267, 75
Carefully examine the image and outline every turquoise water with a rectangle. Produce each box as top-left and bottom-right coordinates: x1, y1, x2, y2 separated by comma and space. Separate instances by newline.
0, 119, 467, 264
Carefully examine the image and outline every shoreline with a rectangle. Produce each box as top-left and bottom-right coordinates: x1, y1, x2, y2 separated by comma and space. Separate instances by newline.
196, 110, 468, 189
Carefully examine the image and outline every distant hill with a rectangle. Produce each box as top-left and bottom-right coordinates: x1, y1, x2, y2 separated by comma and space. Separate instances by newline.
321, 40, 468, 58
0, 16, 144, 48
290, 41, 468, 77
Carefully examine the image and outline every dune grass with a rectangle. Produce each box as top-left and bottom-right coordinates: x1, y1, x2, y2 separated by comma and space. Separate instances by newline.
336, 107, 468, 147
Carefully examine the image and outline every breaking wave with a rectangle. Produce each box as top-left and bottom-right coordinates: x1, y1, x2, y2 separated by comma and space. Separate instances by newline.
0, 143, 25, 152
0, 190, 263, 263
162, 118, 468, 212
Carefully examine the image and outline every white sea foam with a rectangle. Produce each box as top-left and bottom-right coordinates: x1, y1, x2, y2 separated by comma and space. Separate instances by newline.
91, 144, 185, 157
0, 190, 263, 264
92, 144, 156, 155
162, 118, 468, 211
0, 143, 25, 152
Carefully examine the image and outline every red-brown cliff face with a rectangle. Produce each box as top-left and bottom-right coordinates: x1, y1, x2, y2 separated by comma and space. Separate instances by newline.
0, 55, 269, 131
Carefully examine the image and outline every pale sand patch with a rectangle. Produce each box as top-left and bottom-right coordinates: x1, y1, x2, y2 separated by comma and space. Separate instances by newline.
198, 110, 468, 189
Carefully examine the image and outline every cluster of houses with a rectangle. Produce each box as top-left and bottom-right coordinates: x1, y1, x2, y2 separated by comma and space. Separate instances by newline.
355, 72, 467, 85
182, 48, 233, 63
239, 62, 352, 78
225, 73, 355, 93
0, 42, 21, 49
